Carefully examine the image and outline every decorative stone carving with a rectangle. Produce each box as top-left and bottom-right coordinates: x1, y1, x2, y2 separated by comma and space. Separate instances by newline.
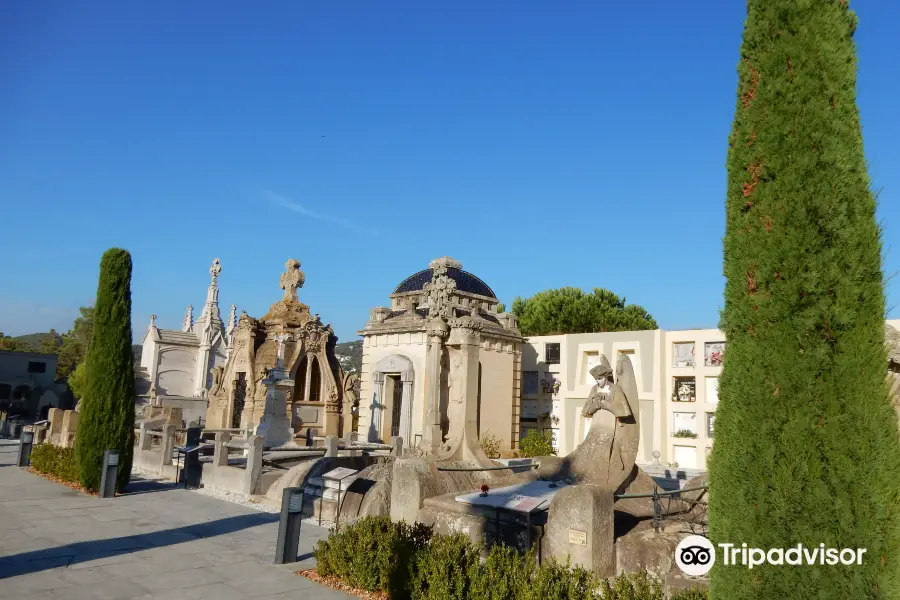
149, 314, 157, 328
210, 257, 222, 284
425, 318, 450, 339
565, 353, 640, 491
423, 269, 457, 321
226, 304, 237, 337
370, 306, 391, 324
205, 258, 343, 441
280, 258, 305, 302
182, 305, 194, 332
428, 256, 463, 273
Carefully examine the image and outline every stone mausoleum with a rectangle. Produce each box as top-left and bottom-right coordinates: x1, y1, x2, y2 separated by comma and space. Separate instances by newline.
137, 258, 236, 423
206, 259, 350, 446
357, 256, 524, 451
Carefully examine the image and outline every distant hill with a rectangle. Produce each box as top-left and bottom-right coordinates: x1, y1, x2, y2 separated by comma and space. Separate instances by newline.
13, 331, 61, 352
334, 340, 363, 374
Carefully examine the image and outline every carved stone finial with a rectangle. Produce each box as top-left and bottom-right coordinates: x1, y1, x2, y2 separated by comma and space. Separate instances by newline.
182, 305, 194, 332
280, 258, 305, 302
428, 256, 462, 276
149, 314, 157, 328
423, 268, 457, 321
210, 258, 222, 285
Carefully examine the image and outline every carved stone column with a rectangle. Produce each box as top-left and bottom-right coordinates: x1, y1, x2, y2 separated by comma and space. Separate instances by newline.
422, 319, 449, 452
257, 376, 294, 448
399, 373, 414, 447
441, 316, 492, 466
303, 353, 314, 402
368, 373, 386, 442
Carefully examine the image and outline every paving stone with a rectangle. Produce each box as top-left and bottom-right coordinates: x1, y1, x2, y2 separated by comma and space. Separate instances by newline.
0, 439, 352, 599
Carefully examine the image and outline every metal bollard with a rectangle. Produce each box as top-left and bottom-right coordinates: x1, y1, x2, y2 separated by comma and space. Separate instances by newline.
17, 429, 34, 467
99, 449, 120, 498
183, 427, 203, 489
275, 486, 304, 564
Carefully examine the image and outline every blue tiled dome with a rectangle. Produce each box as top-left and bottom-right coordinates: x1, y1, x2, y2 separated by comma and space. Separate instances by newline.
393, 267, 497, 299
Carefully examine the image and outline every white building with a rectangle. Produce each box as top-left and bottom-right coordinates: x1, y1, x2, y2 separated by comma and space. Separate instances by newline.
0, 350, 71, 421
524, 320, 900, 471
522, 328, 728, 471
137, 258, 236, 423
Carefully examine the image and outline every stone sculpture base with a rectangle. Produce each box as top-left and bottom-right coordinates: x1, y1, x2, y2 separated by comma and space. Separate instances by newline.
389, 457, 496, 525
543, 484, 616, 578
258, 383, 294, 449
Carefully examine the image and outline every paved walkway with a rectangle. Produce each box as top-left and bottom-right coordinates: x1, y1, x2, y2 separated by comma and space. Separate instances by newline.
0, 440, 352, 599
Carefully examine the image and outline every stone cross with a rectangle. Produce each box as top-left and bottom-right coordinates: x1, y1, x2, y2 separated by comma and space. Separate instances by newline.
149, 314, 157, 328
280, 258, 305, 302
210, 257, 222, 285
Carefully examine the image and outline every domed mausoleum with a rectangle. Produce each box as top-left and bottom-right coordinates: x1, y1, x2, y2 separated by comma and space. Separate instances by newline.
357, 257, 524, 453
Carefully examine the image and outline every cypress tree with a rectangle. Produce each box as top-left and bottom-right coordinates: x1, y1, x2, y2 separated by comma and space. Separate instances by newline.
709, 2, 900, 598
75, 249, 136, 493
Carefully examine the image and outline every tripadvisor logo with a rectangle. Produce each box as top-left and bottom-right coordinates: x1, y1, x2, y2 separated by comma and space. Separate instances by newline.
675, 536, 867, 576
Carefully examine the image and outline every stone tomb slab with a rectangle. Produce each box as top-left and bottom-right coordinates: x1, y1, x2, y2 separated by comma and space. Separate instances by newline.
455, 480, 572, 514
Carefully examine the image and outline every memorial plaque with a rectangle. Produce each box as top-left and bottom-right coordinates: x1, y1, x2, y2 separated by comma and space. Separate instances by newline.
322, 467, 358, 481
512, 497, 544, 513
568, 529, 587, 546
296, 407, 319, 423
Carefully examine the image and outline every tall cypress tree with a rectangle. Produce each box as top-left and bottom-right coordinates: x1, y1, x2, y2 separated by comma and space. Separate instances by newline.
75, 249, 136, 492
710, 2, 900, 598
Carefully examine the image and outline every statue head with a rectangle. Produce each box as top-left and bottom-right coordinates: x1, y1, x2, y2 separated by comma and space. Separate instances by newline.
589, 356, 613, 386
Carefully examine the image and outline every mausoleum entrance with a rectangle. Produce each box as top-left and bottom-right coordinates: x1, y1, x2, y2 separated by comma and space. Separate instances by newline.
369, 354, 414, 444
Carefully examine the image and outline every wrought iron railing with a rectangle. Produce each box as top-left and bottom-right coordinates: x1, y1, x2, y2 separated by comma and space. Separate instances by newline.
616, 484, 709, 533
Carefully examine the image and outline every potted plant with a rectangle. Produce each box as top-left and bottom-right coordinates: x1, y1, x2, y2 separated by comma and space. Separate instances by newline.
673, 429, 699, 439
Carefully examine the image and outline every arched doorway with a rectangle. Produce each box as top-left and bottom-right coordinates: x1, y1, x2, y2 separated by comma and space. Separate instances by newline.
370, 354, 415, 444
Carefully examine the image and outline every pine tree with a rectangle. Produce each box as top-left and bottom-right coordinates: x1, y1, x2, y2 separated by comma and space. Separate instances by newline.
709, 2, 900, 598
75, 249, 136, 492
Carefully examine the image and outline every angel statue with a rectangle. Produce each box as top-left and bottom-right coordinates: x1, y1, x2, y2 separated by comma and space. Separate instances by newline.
567, 353, 641, 492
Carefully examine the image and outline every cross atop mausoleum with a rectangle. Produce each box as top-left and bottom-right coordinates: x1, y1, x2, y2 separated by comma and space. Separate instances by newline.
280, 258, 305, 302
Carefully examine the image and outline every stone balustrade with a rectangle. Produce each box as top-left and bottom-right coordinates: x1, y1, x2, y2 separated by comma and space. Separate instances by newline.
202, 434, 265, 499
132, 423, 178, 480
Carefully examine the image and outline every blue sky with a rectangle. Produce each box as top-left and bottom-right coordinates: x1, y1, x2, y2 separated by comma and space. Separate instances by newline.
2, 1, 899, 343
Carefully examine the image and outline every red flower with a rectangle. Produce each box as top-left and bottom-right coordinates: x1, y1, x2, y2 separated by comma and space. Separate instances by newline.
481, 484, 490, 494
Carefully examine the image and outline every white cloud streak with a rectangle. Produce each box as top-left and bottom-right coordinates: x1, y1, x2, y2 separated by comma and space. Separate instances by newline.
265, 190, 381, 237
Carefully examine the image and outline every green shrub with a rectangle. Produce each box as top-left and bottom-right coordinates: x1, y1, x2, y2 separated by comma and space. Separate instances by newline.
469, 544, 534, 600
314, 516, 431, 596
479, 430, 502, 459
409, 533, 481, 600
30, 444, 80, 483
314, 517, 694, 600
668, 588, 707, 600
520, 559, 597, 600
597, 570, 663, 600
519, 429, 557, 458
